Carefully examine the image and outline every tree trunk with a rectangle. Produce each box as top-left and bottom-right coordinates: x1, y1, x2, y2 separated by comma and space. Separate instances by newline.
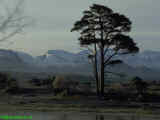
100, 46, 104, 97
94, 43, 99, 96
100, 19, 105, 97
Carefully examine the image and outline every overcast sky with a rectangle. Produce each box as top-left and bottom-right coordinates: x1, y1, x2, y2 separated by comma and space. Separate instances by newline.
1, 0, 160, 56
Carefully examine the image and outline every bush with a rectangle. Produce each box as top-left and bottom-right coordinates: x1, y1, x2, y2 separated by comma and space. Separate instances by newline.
5, 78, 19, 94
29, 78, 43, 86
53, 76, 78, 89
106, 88, 131, 101
0, 73, 19, 93
8, 78, 19, 89
44, 76, 55, 88
131, 77, 148, 94
0, 73, 10, 89
30, 76, 55, 87
52, 75, 79, 95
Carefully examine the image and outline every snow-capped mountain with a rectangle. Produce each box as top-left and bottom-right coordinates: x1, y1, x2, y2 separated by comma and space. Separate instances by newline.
0, 49, 44, 73
0, 49, 24, 67
117, 50, 160, 70
0, 49, 160, 71
33, 49, 160, 80
36, 50, 89, 66
106, 63, 160, 81
0, 49, 159, 80
16, 51, 35, 65
35, 49, 160, 70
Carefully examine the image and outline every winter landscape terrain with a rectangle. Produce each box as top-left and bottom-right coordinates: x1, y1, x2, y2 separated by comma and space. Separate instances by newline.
0, 49, 159, 81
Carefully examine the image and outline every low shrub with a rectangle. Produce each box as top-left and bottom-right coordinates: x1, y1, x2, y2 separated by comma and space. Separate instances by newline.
0, 73, 19, 94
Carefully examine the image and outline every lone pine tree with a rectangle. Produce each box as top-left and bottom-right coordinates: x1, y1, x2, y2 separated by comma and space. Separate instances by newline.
71, 4, 139, 97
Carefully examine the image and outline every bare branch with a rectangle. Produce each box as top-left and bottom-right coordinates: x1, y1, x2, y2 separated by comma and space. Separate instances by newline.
86, 46, 95, 55
104, 70, 126, 77
0, 0, 32, 42
104, 51, 118, 67
104, 46, 109, 55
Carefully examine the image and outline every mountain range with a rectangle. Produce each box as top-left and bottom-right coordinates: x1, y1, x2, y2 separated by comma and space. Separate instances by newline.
0, 49, 159, 80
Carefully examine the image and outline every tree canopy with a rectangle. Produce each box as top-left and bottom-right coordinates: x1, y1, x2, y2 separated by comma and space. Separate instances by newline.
71, 4, 139, 97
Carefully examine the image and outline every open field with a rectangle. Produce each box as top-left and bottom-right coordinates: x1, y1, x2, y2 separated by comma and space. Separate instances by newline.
1, 93, 160, 115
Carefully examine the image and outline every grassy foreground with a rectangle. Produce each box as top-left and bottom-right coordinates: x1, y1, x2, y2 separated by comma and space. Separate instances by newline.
0, 101, 160, 115
0, 92, 160, 115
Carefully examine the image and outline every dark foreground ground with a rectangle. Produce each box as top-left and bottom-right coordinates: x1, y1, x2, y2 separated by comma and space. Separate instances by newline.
1, 77, 160, 115
1, 92, 160, 115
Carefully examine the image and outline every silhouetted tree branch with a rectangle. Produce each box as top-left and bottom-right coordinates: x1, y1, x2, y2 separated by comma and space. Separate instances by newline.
0, 0, 32, 42
71, 4, 139, 97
